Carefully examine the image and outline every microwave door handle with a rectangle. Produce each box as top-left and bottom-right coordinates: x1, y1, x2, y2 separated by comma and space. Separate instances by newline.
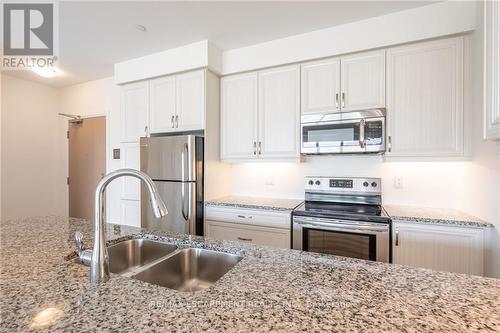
359, 119, 366, 148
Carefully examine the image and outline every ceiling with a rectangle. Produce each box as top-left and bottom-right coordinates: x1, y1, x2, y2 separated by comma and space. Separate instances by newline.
4, 1, 437, 88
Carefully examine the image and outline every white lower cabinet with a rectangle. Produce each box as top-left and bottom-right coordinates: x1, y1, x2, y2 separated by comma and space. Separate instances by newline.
392, 221, 484, 276
205, 206, 291, 248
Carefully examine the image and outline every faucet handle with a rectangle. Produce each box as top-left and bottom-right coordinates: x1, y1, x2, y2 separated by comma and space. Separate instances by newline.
75, 231, 84, 255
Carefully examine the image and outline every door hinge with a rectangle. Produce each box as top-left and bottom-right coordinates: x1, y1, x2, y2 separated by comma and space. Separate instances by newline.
67, 177, 70, 185
66, 131, 69, 139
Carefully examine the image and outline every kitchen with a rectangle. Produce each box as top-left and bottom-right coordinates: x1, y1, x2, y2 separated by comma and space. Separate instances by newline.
1, 1, 500, 332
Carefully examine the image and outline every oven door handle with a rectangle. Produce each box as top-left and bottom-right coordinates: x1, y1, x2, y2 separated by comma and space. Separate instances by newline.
293, 219, 388, 233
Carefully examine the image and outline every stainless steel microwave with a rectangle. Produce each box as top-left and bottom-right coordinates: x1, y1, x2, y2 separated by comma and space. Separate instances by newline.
301, 109, 386, 154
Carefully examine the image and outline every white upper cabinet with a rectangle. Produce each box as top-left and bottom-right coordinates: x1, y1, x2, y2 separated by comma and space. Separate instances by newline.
120, 81, 149, 142
484, 1, 500, 140
221, 73, 259, 160
258, 65, 301, 159
301, 51, 385, 115
220, 65, 300, 162
341, 50, 385, 111
386, 37, 464, 158
301, 58, 341, 114
149, 70, 205, 134
149, 76, 176, 133
175, 70, 205, 131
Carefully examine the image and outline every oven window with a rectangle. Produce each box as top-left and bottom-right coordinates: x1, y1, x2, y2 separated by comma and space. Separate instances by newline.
304, 228, 376, 261
303, 123, 360, 145
364, 120, 383, 145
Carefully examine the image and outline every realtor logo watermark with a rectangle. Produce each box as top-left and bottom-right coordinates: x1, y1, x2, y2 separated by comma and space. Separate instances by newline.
2, 1, 58, 70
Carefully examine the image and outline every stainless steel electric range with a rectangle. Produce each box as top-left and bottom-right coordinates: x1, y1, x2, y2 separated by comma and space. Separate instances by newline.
292, 177, 392, 263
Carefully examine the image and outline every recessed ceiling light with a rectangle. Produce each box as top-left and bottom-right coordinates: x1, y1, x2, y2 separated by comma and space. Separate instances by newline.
32, 66, 62, 78
134, 24, 147, 32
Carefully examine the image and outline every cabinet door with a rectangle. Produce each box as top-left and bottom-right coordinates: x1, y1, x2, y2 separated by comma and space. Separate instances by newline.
206, 220, 290, 249
120, 81, 149, 142
301, 58, 341, 114
340, 50, 385, 111
120, 142, 140, 200
149, 76, 176, 133
484, 0, 500, 140
386, 37, 464, 157
176, 70, 205, 131
258, 65, 300, 159
393, 222, 484, 276
221, 73, 259, 161
120, 200, 140, 227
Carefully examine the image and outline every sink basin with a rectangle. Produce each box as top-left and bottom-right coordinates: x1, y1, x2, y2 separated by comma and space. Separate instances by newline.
74, 238, 178, 274
107, 238, 178, 274
132, 248, 243, 292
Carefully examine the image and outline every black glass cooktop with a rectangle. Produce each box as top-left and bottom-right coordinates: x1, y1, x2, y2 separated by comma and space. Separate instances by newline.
293, 201, 391, 224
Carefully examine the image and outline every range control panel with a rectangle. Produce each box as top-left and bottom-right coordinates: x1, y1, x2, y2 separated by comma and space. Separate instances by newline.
305, 177, 381, 194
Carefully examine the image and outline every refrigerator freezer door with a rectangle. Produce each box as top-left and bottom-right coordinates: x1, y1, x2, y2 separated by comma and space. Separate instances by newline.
140, 136, 196, 181
141, 181, 196, 234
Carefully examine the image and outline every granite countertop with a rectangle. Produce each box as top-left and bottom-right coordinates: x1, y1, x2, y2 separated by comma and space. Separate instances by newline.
385, 205, 493, 227
206, 195, 303, 211
1, 216, 500, 332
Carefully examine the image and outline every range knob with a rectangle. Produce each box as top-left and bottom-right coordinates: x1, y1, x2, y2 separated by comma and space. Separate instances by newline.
363, 181, 369, 187
308, 180, 314, 185
315, 180, 321, 185
371, 182, 378, 187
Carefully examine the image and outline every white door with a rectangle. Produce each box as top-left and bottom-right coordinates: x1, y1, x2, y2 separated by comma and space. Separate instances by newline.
120, 142, 140, 200
340, 50, 385, 111
120, 200, 140, 227
386, 37, 464, 157
176, 70, 205, 131
149, 76, 176, 133
221, 73, 259, 160
120, 81, 149, 142
258, 65, 300, 159
301, 58, 341, 114
393, 222, 484, 276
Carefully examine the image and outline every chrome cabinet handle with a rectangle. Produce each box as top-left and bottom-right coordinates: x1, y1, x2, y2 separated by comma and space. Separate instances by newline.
144, 126, 149, 137
335, 93, 339, 109
388, 135, 392, 153
341, 92, 345, 108
253, 142, 256, 155
237, 215, 252, 219
237, 237, 252, 242
175, 115, 179, 128
395, 229, 399, 246
258, 141, 262, 155
171, 115, 174, 128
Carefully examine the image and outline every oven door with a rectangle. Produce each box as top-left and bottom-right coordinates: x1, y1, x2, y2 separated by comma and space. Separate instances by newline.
292, 216, 390, 262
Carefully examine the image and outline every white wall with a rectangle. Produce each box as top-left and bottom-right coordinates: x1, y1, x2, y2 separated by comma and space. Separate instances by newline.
59, 77, 121, 222
1, 75, 66, 220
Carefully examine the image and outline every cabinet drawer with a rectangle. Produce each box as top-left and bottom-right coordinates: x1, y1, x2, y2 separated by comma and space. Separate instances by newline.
205, 205, 291, 229
206, 220, 290, 249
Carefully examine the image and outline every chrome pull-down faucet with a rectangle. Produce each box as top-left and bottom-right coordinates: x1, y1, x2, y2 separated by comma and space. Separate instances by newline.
76, 169, 168, 286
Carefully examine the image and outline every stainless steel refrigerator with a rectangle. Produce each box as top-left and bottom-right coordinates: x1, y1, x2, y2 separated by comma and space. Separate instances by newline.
140, 135, 204, 235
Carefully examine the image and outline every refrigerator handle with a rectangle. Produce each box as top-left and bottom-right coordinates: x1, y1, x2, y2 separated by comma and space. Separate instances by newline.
181, 183, 192, 222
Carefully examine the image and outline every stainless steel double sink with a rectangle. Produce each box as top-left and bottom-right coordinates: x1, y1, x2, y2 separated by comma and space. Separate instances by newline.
74, 238, 243, 292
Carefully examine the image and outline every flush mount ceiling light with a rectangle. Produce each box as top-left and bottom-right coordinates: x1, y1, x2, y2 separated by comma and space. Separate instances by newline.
134, 24, 147, 32
32, 66, 63, 78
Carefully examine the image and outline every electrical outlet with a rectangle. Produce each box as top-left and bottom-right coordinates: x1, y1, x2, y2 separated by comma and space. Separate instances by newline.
394, 177, 403, 189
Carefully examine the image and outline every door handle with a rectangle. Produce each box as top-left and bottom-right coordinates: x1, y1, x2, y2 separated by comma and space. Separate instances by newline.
237, 237, 252, 242
181, 183, 191, 222
253, 142, 257, 155
395, 229, 399, 246
175, 115, 179, 128
335, 93, 339, 109
388, 135, 392, 153
144, 126, 149, 137
258, 141, 262, 155
341, 92, 345, 108
359, 119, 366, 148
171, 115, 174, 128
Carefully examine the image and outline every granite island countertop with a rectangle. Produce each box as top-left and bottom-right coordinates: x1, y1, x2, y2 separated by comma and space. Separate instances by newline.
206, 195, 303, 211
1, 216, 499, 332
385, 205, 493, 228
